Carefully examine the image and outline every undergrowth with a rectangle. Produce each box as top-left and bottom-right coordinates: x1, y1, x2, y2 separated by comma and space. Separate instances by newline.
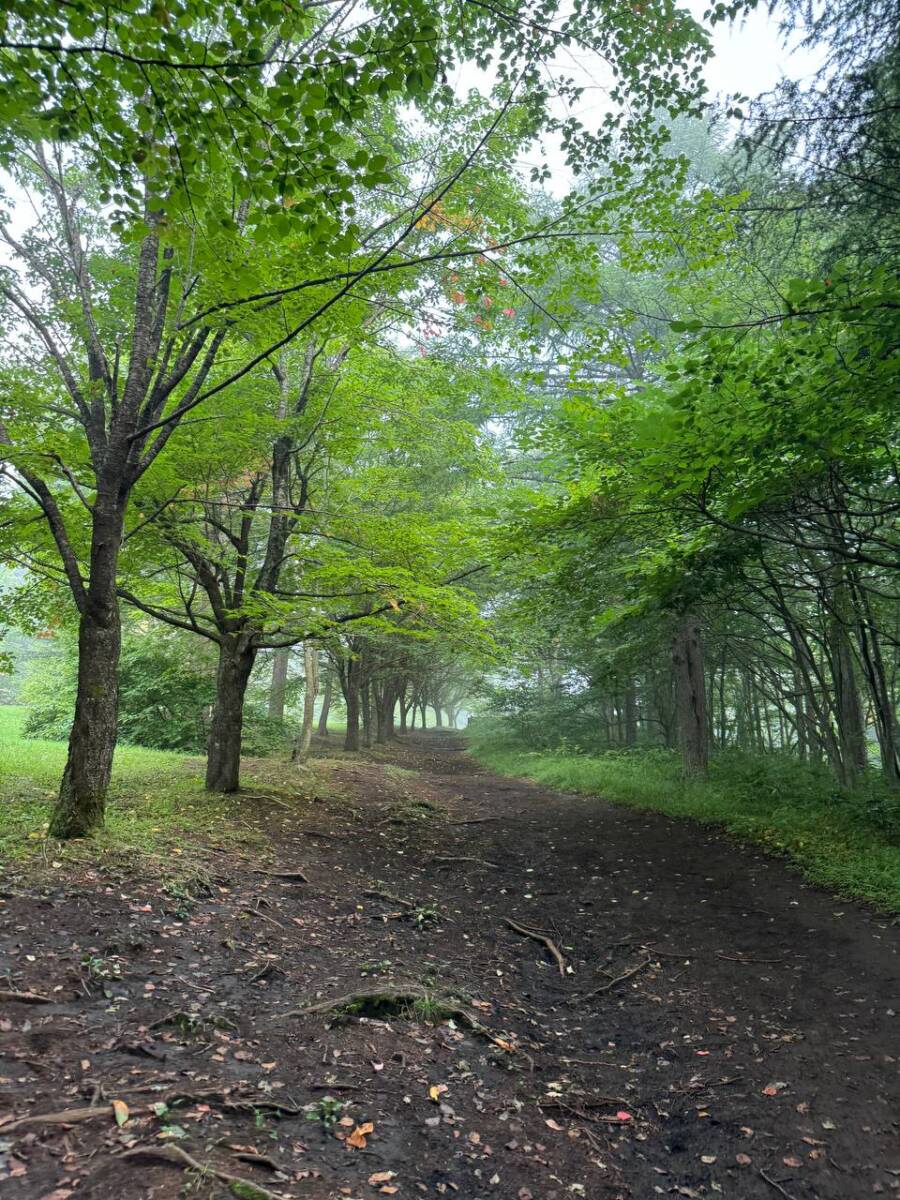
0, 705, 255, 869
468, 726, 900, 912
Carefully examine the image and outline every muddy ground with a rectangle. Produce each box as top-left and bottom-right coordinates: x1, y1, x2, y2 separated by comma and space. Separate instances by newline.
1, 732, 897, 1200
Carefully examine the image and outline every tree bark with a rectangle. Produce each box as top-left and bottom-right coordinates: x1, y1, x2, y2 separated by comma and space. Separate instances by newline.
49, 502, 125, 838
293, 644, 318, 760
623, 678, 637, 748
268, 648, 290, 721
672, 612, 709, 776
206, 638, 256, 793
317, 670, 333, 736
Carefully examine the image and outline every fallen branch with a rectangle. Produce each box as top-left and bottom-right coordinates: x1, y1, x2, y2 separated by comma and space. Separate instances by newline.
429, 855, 499, 868
121, 1144, 285, 1199
504, 917, 567, 978
255, 869, 310, 882
575, 958, 651, 1003
0, 988, 54, 1005
449, 816, 499, 825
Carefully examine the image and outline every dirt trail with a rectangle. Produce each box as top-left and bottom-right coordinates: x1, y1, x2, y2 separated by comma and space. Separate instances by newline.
1, 732, 897, 1200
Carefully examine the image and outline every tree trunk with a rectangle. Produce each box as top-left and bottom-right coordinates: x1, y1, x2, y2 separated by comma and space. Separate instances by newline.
317, 670, 333, 736
49, 503, 125, 839
829, 606, 867, 785
672, 612, 708, 776
433, 704, 443, 727
206, 638, 256, 793
268, 648, 290, 721
342, 659, 361, 751
362, 682, 373, 748
623, 678, 637, 748
292, 644, 318, 760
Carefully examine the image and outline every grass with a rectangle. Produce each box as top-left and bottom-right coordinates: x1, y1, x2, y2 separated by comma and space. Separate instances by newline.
469, 730, 900, 912
0, 704, 252, 869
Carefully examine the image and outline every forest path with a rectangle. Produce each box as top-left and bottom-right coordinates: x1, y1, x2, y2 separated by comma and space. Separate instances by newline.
1, 732, 897, 1200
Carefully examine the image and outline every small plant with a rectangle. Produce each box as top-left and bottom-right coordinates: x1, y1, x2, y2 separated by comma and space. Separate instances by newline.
81, 952, 122, 982
304, 1095, 344, 1129
413, 904, 439, 928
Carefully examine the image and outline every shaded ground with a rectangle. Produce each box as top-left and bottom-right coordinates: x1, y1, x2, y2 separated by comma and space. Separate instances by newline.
1, 732, 897, 1200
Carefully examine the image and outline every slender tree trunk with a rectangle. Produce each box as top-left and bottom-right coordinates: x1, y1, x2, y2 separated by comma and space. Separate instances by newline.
317, 670, 333, 736
206, 638, 256, 793
623, 678, 637, 748
672, 612, 708, 776
361, 681, 373, 748
292, 644, 318, 760
49, 502, 125, 838
268, 648, 290, 721
828, 606, 867, 784
434, 704, 443, 727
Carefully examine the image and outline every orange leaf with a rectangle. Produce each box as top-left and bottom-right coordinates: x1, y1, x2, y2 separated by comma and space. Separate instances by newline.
111, 1099, 129, 1127
347, 1121, 374, 1149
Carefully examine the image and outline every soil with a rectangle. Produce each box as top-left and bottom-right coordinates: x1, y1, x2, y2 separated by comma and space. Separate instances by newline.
1, 731, 897, 1200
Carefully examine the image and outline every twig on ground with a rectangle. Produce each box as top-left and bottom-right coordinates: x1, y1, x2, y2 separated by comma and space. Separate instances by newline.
239, 905, 287, 930
0, 988, 54, 1004
504, 917, 567, 978
363, 888, 414, 908
759, 1168, 800, 1200
450, 816, 499, 825
121, 1143, 285, 1199
716, 952, 784, 964
429, 855, 500, 868
575, 958, 651, 1002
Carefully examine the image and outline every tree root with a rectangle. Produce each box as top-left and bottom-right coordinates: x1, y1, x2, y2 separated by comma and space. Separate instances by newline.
2, 1102, 145, 1132
279, 984, 517, 1053
121, 1144, 286, 1199
504, 917, 567, 977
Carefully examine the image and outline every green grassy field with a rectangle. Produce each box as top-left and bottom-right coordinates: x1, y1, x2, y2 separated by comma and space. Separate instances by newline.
469, 733, 900, 912
0, 705, 241, 865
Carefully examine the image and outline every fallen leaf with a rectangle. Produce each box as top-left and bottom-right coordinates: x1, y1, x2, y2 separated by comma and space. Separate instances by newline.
700, 1155, 716, 1164
111, 1099, 129, 1127
544, 1119, 564, 1131
369, 1171, 396, 1185
783, 1156, 803, 1168
429, 1084, 448, 1102
615, 1111, 632, 1122
735, 1153, 752, 1166
347, 1121, 374, 1150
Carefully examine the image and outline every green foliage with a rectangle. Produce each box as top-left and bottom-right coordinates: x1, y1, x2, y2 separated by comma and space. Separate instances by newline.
18, 629, 290, 754
469, 729, 900, 911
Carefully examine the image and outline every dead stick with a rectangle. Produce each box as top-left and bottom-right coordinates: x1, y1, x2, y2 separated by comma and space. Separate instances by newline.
238, 905, 287, 930
759, 1169, 800, 1200
255, 869, 310, 882
716, 952, 784, 964
0, 988, 54, 1005
504, 917, 567, 978
363, 888, 414, 908
576, 958, 650, 1002
429, 855, 499, 868
121, 1144, 285, 1200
